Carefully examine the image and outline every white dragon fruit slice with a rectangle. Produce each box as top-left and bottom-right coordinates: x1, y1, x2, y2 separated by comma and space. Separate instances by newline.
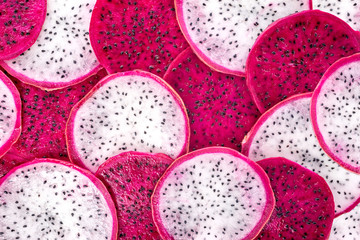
311, 53, 360, 174
66, 70, 190, 173
242, 93, 360, 217
151, 147, 275, 240
1, 0, 99, 89
329, 202, 360, 239
0, 71, 21, 158
312, 0, 360, 30
0, 158, 117, 239
175, 0, 310, 75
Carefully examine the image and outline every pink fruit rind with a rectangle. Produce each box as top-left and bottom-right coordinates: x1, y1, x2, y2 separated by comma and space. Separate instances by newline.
242, 92, 313, 156
246, 10, 360, 113
0, 71, 21, 158
0, 158, 118, 239
151, 147, 275, 240
174, 0, 244, 76
66, 70, 190, 170
0, 0, 47, 60
311, 53, 360, 174
0, 61, 102, 90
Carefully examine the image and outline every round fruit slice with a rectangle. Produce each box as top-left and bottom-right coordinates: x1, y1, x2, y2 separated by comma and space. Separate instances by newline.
0, 158, 117, 239
329, 202, 360, 239
66, 70, 190, 173
246, 10, 360, 112
175, 0, 310, 75
0, 0, 46, 60
256, 157, 335, 239
242, 93, 360, 217
151, 147, 275, 240
96, 151, 173, 239
1, 0, 100, 89
0, 71, 21, 158
312, 53, 360, 174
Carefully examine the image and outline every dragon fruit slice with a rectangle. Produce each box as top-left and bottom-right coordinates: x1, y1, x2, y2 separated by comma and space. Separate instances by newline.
67, 70, 190, 173
247, 10, 360, 113
151, 147, 275, 240
175, 0, 310, 75
0, 0, 46, 60
256, 157, 335, 239
1, 0, 100, 89
96, 151, 173, 239
311, 53, 360, 174
163, 48, 260, 152
0, 158, 117, 239
0, 71, 21, 159
242, 93, 360, 217
89, 0, 188, 77
0, 69, 107, 179
312, 0, 360, 30
329, 202, 360, 239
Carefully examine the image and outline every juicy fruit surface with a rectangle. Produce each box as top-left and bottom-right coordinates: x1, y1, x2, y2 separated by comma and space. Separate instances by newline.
67, 70, 189, 173
164, 48, 259, 152
0, 159, 117, 239
2, 0, 99, 89
90, 0, 188, 77
0, 71, 21, 159
242, 94, 360, 216
96, 152, 173, 239
0, 69, 107, 178
0, 0, 46, 60
312, 54, 360, 173
176, 0, 310, 74
256, 157, 335, 239
329, 202, 360, 239
152, 147, 274, 240
313, 0, 360, 30
247, 10, 360, 112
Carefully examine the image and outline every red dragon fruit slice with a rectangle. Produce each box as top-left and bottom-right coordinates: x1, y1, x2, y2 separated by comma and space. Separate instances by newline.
1, 0, 100, 89
67, 70, 190, 173
96, 151, 173, 239
247, 10, 360, 113
89, 0, 188, 77
0, 71, 21, 159
175, 0, 310, 75
163, 48, 260, 152
242, 93, 360, 217
311, 53, 360, 174
256, 157, 335, 239
312, 0, 360, 30
151, 147, 275, 240
0, 158, 117, 239
0, 0, 46, 60
0, 69, 107, 179
329, 202, 360, 239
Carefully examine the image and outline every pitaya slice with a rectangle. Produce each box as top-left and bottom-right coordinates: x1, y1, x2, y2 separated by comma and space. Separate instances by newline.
312, 0, 360, 31
311, 53, 360, 174
329, 202, 360, 239
96, 151, 173, 239
1, 0, 100, 89
89, 0, 188, 77
256, 157, 335, 239
246, 10, 360, 113
0, 69, 107, 178
151, 147, 275, 240
66, 70, 190, 173
242, 93, 360, 216
0, 71, 21, 159
175, 0, 310, 75
163, 48, 260, 152
0, 0, 46, 60
0, 158, 117, 239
